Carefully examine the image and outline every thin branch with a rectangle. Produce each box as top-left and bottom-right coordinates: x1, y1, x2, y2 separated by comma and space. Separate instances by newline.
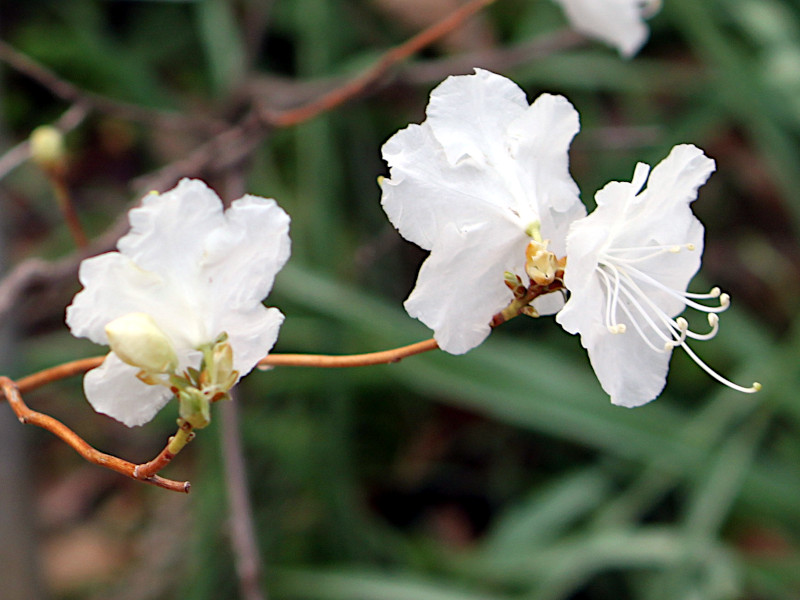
258, 0, 498, 127
259, 338, 439, 369
14, 339, 440, 396
221, 395, 267, 600
131, 111, 265, 195
44, 168, 89, 249
0, 377, 190, 493
15, 356, 104, 393
0, 40, 226, 133
1, 339, 441, 492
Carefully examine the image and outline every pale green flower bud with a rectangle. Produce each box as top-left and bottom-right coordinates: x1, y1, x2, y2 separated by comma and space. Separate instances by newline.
209, 340, 238, 391
105, 312, 179, 374
30, 126, 66, 173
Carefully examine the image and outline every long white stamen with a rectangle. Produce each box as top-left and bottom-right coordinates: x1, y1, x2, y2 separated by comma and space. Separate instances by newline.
595, 242, 757, 393
677, 338, 760, 393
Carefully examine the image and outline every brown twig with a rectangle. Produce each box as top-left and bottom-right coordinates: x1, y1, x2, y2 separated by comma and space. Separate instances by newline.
45, 169, 89, 249
0, 376, 189, 493
258, 338, 440, 369
15, 356, 105, 394
14, 339, 440, 396
0, 337, 441, 495
132, 419, 194, 480
131, 110, 265, 195
258, 0, 498, 127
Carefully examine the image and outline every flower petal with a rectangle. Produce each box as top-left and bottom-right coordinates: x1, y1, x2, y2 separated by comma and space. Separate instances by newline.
381, 120, 519, 252
118, 179, 225, 279
83, 353, 175, 427
221, 305, 285, 377
202, 195, 291, 311
507, 93, 582, 226
552, 0, 657, 57
404, 219, 527, 354
557, 271, 671, 406
425, 68, 528, 167
66, 252, 205, 349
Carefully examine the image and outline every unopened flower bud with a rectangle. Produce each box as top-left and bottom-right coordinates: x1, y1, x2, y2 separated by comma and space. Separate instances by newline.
525, 239, 559, 285
208, 340, 238, 392
30, 126, 66, 173
105, 312, 179, 374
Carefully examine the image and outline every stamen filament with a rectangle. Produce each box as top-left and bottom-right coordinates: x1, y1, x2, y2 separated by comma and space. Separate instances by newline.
595, 253, 758, 396
677, 339, 761, 394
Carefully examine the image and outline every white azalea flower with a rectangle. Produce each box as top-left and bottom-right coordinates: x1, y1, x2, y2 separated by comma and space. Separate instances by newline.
552, 0, 662, 57
380, 69, 586, 354
66, 179, 291, 426
556, 144, 760, 407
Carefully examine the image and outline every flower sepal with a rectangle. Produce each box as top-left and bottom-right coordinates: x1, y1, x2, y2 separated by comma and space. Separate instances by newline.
178, 388, 211, 430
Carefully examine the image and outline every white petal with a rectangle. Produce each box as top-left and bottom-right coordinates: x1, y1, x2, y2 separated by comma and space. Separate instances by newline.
586, 319, 672, 407
83, 353, 175, 427
552, 0, 655, 57
66, 252, 205, 349
426, 69, 528, 167
118, 179, 225, 279
202, 195, 291, 312
404, 220, 527, 354
222, 306, 285, 377
67, 253, 167, 345
382, 121, 520, 252
557, 273, 670, 406
507, 93, 582, 223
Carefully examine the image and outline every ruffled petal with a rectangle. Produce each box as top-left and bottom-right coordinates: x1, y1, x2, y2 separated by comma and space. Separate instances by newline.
507, 93, 583, 230
118, 179, 225, 279
83, 353, 175, 427
404, 219, 527, 354
552, 0, 656, 57
202, 196, 291, 312
66, 252, 205, 350
381, 121, 519, 251
425, 69, 528, 167
592, 146, 712, 315
221, 305, 285, 377
557, 270, 671, 406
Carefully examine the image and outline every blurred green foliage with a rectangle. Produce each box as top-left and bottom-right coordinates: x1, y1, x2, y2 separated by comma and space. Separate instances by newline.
2, 1, 800, 599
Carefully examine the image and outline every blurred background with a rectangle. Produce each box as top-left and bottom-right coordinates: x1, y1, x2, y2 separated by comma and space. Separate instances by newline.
1, 0, 799, 599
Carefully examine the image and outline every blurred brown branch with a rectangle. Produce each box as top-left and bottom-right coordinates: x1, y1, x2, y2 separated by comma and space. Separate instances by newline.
0, 40, 227, 134
258, 0, 498, 127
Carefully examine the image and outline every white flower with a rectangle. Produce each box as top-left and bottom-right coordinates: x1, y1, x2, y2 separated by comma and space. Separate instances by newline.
556, 144, 760, 407
380, 69, 586, 354
66, 179, 291, 426
552, 0, 662, 57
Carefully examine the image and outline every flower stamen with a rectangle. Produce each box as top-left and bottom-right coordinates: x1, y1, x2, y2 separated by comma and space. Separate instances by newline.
595, 244, 758, 393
